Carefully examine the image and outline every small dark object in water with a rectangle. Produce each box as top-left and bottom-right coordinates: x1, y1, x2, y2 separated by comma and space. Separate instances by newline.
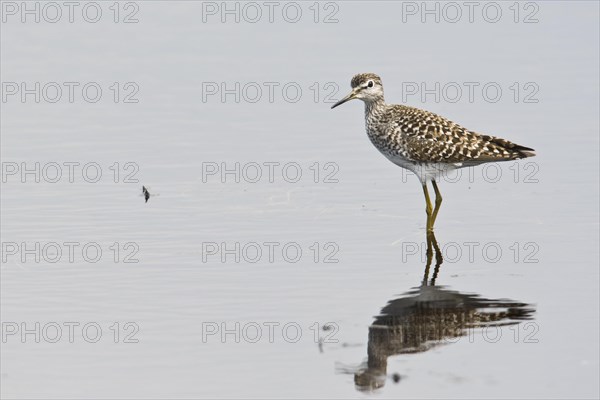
142, 186, 150, 203
392, 373, 401, 383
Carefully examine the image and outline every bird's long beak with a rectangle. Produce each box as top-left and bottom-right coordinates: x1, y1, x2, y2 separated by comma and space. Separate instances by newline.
331, 89, 359, 109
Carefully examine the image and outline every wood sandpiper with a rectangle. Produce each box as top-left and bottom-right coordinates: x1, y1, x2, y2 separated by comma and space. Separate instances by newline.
331, 73, 536, 232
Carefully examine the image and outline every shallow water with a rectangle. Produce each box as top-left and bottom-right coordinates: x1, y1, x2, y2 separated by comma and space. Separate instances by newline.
1, 1, 599, 398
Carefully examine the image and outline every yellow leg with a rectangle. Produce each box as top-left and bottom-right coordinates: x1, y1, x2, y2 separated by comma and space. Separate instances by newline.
422, 183, 433, 232
431, 180, 443, 228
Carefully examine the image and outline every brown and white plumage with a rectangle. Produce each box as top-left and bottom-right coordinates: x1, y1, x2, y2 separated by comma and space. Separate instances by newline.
331, 73, 536, 230
382, 104, 535, 163
335, 73, 535, 182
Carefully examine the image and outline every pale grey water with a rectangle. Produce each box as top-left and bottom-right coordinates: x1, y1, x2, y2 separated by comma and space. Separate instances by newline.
1, 1, 599, 398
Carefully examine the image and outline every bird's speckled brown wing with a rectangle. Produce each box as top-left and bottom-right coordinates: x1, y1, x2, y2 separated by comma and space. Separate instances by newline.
389, 105, 535, 164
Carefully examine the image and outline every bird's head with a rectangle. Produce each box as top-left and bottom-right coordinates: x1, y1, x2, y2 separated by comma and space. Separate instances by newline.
331, 73, 384, 109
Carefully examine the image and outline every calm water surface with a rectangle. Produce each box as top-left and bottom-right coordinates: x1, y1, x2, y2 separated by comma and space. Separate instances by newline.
1, 2, 598, 398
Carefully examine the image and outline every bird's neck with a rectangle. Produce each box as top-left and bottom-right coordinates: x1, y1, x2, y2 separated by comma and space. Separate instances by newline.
364, 99, 386, 122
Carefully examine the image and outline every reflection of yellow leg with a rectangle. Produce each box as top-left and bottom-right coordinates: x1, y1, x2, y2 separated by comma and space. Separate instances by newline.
423, 230, 443, 285
431, 180, 443, 228
422, 183, 433, 231
428, 230, 443, 284
423, 231, 433, 284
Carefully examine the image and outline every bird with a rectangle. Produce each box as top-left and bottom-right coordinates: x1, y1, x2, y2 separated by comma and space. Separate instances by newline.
331, 73, 536, 231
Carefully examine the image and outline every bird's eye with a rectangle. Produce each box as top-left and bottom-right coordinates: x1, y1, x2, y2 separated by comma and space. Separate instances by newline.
367, 80, 374, 88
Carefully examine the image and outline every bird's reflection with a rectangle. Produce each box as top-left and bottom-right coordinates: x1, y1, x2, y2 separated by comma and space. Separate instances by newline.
354, 232, 535, 391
